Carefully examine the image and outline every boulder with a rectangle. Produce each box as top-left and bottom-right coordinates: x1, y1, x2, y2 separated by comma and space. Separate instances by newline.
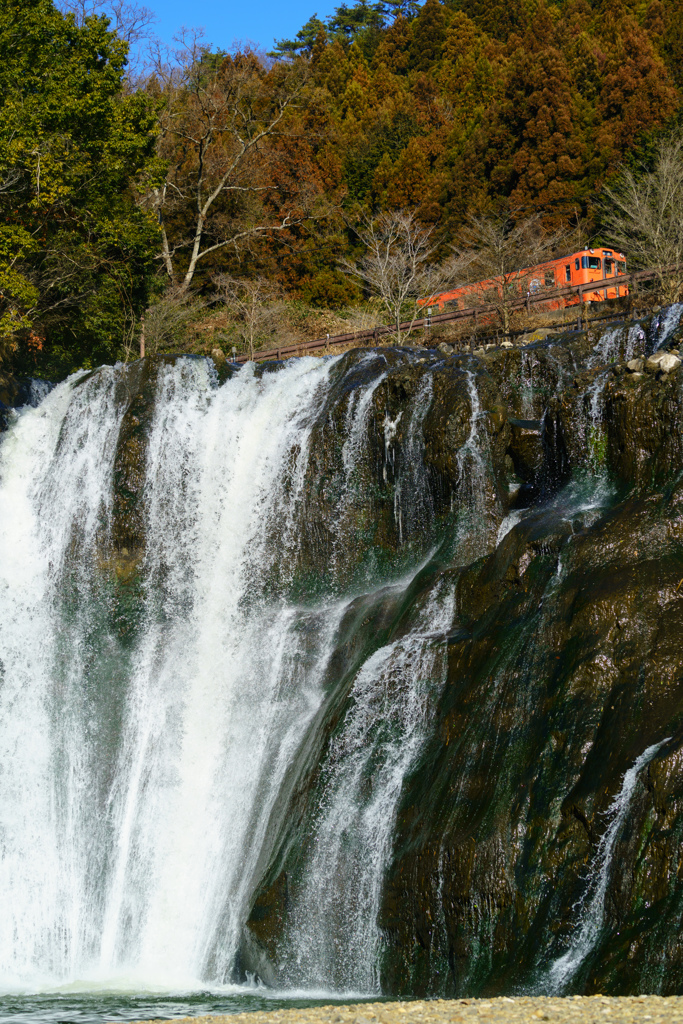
646, 352, 681, 373
627, 358, 644, 373
437, 342, 453, 355
519, 327, 554, 345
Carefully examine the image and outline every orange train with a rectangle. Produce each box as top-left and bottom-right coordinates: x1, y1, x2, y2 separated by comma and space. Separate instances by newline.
429, 246, 628, 311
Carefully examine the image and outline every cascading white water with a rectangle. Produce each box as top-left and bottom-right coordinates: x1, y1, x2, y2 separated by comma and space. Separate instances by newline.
392, 375, 434, 545
0, 355, 387, 991
519, 350, 537, 418
0, 351, 474, 998
545, 739, 670, 993
588, 322, 647, 370
277, 372, 497, 992
455, 371, 495, 554
96, 357, 355, 988
653, 304, 683, 351
457, 371, 486, 491
280, 581, 456, 993
0, 367, 133, 987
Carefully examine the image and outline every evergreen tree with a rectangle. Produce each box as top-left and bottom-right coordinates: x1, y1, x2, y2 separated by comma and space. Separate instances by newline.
409, 0, 446, 71
270, 14, 327, 57
0, 0, 159, 377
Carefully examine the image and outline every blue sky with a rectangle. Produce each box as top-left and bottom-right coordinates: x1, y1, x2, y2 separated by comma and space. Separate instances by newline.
145, 0, 328, 53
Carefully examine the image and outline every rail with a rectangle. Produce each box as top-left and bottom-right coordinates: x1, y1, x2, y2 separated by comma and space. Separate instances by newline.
232, 262, 681, 364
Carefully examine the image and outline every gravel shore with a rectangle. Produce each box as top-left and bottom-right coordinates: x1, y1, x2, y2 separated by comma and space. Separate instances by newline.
134, 996, 683, 1024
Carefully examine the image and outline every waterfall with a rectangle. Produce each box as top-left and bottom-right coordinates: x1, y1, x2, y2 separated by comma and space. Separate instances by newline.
391, 375, 434, 546
0, 366, 132, 987
0, 351, 469, 996
0, 356, 370, 990
588, 323, 646, 371
279, 582, 456, 993
100, 357, 358, 988
519, 351, 537, 418
333, 363, 388, 572
544, 739, 670, 993
457, 371, 486, 489
653, 304, 683, 351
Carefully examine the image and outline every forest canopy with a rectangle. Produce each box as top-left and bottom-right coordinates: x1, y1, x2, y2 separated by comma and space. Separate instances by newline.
0, 0, 681, 377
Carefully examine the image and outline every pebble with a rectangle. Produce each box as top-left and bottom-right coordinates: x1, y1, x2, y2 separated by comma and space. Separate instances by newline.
131, 995, 683, 1024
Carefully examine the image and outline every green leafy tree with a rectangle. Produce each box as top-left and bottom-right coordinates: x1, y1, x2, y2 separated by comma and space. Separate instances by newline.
270, 14, 327, 58
0, 0, 159, 377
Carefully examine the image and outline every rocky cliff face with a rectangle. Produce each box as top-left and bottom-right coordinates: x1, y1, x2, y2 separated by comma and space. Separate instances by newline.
241, 308, 683, 997
3, 308, 683, 997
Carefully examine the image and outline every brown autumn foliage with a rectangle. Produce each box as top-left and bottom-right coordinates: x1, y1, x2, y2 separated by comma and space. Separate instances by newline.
145, 0, 682, 311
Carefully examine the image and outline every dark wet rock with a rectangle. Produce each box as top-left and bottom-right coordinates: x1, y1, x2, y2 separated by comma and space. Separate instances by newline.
507, 419, 543, 486
279, 349, 512, 594
0, 373, 53, 428
240, 306, 683, 998
25, 308, 683, 998
107, 358, 176, 567
377, 480, 683, 997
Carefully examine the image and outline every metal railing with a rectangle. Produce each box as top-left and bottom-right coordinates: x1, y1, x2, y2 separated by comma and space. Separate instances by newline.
232, 262, 679, 364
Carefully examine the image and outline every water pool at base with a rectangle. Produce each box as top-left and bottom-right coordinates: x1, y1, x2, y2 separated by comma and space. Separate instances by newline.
0, 988, 378, 1024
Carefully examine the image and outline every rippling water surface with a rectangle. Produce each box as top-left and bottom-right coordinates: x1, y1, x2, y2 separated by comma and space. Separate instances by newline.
0, 987, 376, 1024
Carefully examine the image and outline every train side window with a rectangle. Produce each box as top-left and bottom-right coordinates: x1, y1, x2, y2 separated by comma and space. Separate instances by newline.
565, 265, 571, 282
575, 259, 580, 270
588, 256, 601, 270
617, 261, 626, 274
544, 270, 555, 287
581, 256, 589, 269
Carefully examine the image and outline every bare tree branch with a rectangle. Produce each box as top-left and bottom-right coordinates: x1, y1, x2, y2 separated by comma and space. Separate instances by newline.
56, 0, 155, 44
140, 39, 310, 294
600, 133, 683, 304
214, 273, 282, 360
340, 210, 453, 345
451, 210, 567, 335
142, 287, 205, 354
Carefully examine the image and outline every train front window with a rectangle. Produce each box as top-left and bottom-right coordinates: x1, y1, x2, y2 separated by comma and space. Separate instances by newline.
617, 261, 626, 274
604, 259, 614, 275
588, 256, 601, 270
